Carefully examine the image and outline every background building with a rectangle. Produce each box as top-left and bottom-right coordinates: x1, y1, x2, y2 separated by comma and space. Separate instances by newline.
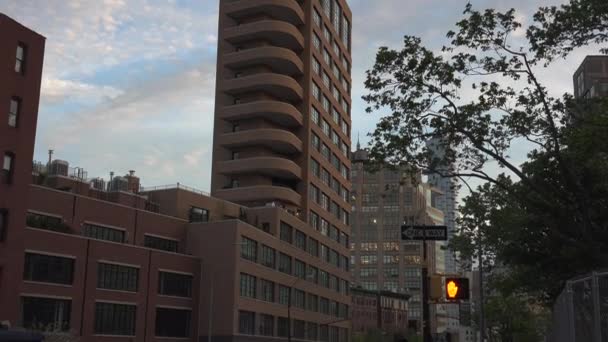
350, 144, 445, 335
573, 55, 608, 99
351, 288, 409, 340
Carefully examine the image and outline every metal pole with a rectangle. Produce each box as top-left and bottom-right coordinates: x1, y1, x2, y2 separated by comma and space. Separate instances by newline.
288, 287, 292, 342
478, 233, 485, 342
422, 241, 432, 342
208, 271, 214, 342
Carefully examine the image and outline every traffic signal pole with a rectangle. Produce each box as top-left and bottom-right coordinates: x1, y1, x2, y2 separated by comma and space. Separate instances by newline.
422, 241, 433, 342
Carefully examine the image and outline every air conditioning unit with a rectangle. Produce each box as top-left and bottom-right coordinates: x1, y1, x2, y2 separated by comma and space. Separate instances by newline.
90, 178, 106, 191
49, 160, 69, 176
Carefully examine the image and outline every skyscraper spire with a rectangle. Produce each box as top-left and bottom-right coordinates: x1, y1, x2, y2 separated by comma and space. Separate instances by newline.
357, 132, 361, 150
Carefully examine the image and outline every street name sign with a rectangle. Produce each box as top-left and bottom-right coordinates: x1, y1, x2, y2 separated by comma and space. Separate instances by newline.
400, 225, 448, 241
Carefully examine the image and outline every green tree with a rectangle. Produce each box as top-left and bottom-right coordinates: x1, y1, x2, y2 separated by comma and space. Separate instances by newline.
363, 0, 608, 302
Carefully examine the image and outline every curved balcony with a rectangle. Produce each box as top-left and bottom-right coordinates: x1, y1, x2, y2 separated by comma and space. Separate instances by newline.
215, 185, 302, 206
218, 157, 302, 180
221, 101, 303, 128
224, 46, 303, 76
220, 129, 303, 154
224, 0, 305, 26
224, 20, 304, 51
223, 73, 303, 102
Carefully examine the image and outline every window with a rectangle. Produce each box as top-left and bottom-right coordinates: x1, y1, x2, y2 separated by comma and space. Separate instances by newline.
295, 230, 307, 250
332, 62, 340, 80
320, 297, 330, 314
307, 265, 319, 283
321, 119, 330, 136
341, 77, 349, 92
279, 285, 290, 305
310, 211, 319, 230
0, 209, 6, 241
21, 297, 71, 331
15, 43, 26, 74
25, 212, 67, 233
239, 311, 255, 335
2, 152, 14, 184
329, 301, 338, 317
260, 279, 275, 302
341, 164, 349, 179
261, 245, 276, 268
293, 289, 305, 309
319, 269, 329, 288
240, 273, 257, 298
341, 119, 349, 135
309, 184, 319, 203
342, 16, 351, 49
94, 302, 136, 336
312, 82, 320, 101
278, 317, 289, 337
311, 158, 320, 177
97, 262, 138, 292
333, 1, 341, 31
329, 226, 339, 242
333, 41, 340, 57
320, 219, 329, 236
8, 97, 20, 127
331, 153, 341, 170
341, 99, 349, 115
322, 72, 331, 89
321, 193, 329, 210
332, 130, 339, 145
259, 314, 274, 336
295, 259, 306, 279
280, 222, 293, 243
144, 235, 178, 253
313, 33, 321, 50
332, 107, 340, 124
231, 151, 240, 160
321, 168, 330, 185
321, 143, 330, 159
320, 325, 329, 341
158, 271, 192, 298
307, 293, 319, 312
313, 58, 321, 75
24, 252, 74, 285
340, 141, 348, 157
330, 201, 340, 218
156, 308, 191, 338
189, 206, 209, 223
308, 322, 319, 340
323, 26, 331, 42
294, 319, 306, 338
278, 253, 292, 275
312, 106, 320, 124
312, 133, 320, 150
308, 237, 319, 257
313, 9, 321, 26
82, 223, 125, 243
241, 236, 257, 262
321, 0, 331, 17
329, 250, 339, 268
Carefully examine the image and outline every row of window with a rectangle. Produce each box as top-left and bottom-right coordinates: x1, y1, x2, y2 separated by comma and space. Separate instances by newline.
309, 185, 350, 226
239, 273, 349, 318
311, 104, 349, 157
21, 297, 191, 337
238, 310, 349, 341
241, 236, 349, 293
308, 211, 349, 250
311, 56, 350, 118
315, 0, 351, 55
357, 254, 423, 265
311, 133, 349, 179
23, 252, 193, 297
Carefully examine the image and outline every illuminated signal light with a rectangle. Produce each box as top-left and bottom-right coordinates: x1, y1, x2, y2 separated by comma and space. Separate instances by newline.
445, 277, 469, 300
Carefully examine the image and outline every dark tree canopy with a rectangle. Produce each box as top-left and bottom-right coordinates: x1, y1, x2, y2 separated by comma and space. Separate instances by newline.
363, 0, 608, 302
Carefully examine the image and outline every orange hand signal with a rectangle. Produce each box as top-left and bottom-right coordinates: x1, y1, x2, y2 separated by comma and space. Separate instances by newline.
447, 280, 459, 298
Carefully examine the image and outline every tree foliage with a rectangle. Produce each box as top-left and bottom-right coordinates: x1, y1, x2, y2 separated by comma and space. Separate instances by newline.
363, 0, 608, 303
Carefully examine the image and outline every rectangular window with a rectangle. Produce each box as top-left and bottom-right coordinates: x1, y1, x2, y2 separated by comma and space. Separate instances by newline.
308, 322, 319, 340
259, 314, 274, 336
342, 55, 349, 71
15, 43, 26, 74
311, 158, 320, 177
238, 311, 255, 335
294, 319, 306, 339
293, 289, 305, 309
321, 219, 329, 236
332, 130, 339, 146
322, 72, 331, 90
278, 317, 289, 337
278, 253, 292, 275
329, 226, 339, 242
341, 186, 348, 202
2, 152, 14, 184
278, 285, 290, 305
330, 201, 340, 218
333, 41, 340, 57
332, 1, 341, 31
341, 141, 348, 157
310, 211, 319, 230
311, 105, 320, 123
321, 168, 330, 185
341, 77, 349, 92
341, 99, 349, 116
320, 297, 330, 314
322, 0, 331, 17
295, 230, 307, 251
241, 236, 258, 262
342, 16, 351, 49
312, 82, 320, 101
308, 238, 319, 257
312, 133, 320, 150
341, 164, 349, 179
313, 33, 321, 50
313, 58, 321, 75
313, 9, 321, 27
240, 273, 257, 298
0, 209, 6, 241
329, 250, 339, 268
280, 222, 293, 244
331, 153, 341, 170
321, 119, 330, 136
24, 252, 74, 285
320, 325, 329, 341
319, 269, 329, 288
189, 206, 209, 223
21, 297, 71, 331
158, 271, 192, 298
260, 279, 275, 302
82, 223, 125, 243
307, 265, 319, 284
97, 262, 138, 292
8, 97, 20, 127
307, 293, 319, 312
332, 62, 340, 80
155, 308, 191, 338
321, 193, 329, 210
144, 235, 178, 253
294, 259, 306, 279
309, 184, 319, 203
321, 143, 330, 160
323, 26, 332, 42
25, 212, 67, 233
94, 302, 136, 336
261, 244, 276, 268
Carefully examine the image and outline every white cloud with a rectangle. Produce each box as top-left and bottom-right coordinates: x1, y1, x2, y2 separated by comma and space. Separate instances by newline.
41, 78, 123, 105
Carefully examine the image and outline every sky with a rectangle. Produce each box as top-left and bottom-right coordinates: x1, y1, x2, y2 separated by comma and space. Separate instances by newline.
1, 0, 599, 193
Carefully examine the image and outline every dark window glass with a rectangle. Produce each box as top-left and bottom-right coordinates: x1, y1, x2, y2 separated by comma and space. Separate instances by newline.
294, 319, 306, 339
240, 273, 257, 298
0, 209, 7, 241
238, 311, 255, 335
307, 293, 319, 312
320, 325, 329, 341
144, 235, 178, 253
280, 222, 293, 243
308, 238, 319, 257
293, 289, 305, 309
278, 253, 292, 275
260, 244, 276, 268
295, 230, 307, 250
259, 314, 274, 336
21, 297, 71, 331
307, 322, 319, 340
97, 262, 138, 292
241, 236, 258, 262
158, 271, 192, 298
330, 326, 339, 341
278, 317, 289, 337
94, 302, 136, 336
155, 308, 191, 338
260, 279, 275, 302
189, 206, 209, 223
15, 43, 26, 74
23, 252, 74, 285
9, 97, 20, 127
307, 265, 319, 284
26, 212, 70, 233
82, 223, 125, 243
2, 152, 14, 184
279, 285, 290, 305
295, 259, 306, 280
320, 297, 330, 314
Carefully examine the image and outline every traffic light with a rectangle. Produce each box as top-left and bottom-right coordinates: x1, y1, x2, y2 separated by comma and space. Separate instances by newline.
429, 276, 443, 300
445, 277, 469, 300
